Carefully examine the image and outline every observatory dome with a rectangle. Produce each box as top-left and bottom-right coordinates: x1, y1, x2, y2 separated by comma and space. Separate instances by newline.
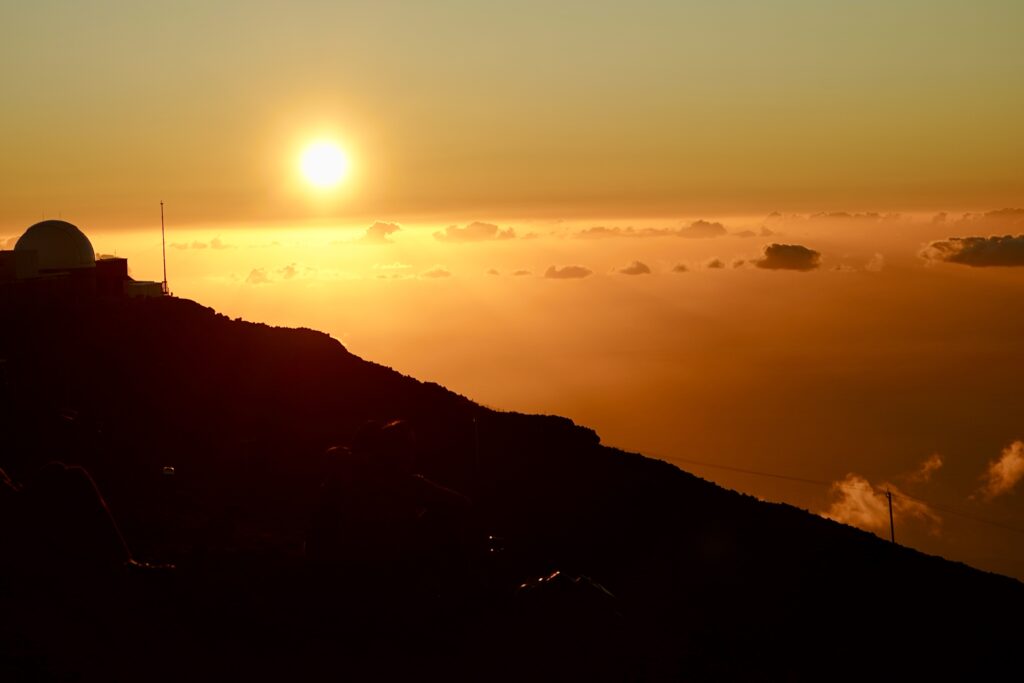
15, 220, 96, 271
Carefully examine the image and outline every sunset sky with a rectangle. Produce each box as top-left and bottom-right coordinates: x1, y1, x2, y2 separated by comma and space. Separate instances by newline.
3, 2, 1024, 578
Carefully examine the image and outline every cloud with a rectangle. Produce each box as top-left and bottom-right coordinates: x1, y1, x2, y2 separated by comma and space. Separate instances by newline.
755, 243, 821, 271
907, 453, 943, 484
760, 226, 778, 236
678, 220, 727, 238
733, 229, 757, 238
671, 263, 688, 273
373, 262, 412, 271
617, 261, 651, 275
168, 237, 231, 250
487, 268, 500, 276
278, 263, 298, 280
544, 265, 592, 279
434, 221, 515, 242
705, 258, 725, 269
246, 268, 270, 285
732, 259, 746, 269
2, 236, 17, 249
920, 235, 1024, 267
420, 266, 452, 278
953, 208, 1024, 230
865, 253, 885, 272
512, 269, 532, 276
576, 220, 727, 240
976, 441, 1024, 501
823, 475, 941, 536
360, 221, 401, 244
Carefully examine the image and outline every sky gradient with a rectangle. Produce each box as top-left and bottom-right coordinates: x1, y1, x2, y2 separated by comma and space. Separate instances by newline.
3, 3, 1024, 579
3, 1, 1024, 227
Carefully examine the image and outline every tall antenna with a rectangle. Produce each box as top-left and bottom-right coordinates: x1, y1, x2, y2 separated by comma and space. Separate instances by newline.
160, 200, 169, 295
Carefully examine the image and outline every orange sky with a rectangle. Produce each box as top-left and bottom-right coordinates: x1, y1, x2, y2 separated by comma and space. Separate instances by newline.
3, 2, 1024, 578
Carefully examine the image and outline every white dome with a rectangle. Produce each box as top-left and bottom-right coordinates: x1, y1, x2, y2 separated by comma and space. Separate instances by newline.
15, 220, 96, 271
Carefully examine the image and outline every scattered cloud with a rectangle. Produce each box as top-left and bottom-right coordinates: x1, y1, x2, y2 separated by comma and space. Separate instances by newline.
976, 441, 1024, 501
755, 243, 821, 271
420, 266, 452, 278
191, 241, 208, 250
733, 229, 757, 238
210, 237, 229, 250
831, 264, 857, 273
487, 268, 500, 276
545, 265, 592, 279
617, 260, 651, 275
865, 253, 885, 272
921, 235, 1024, 267
953, 208, 1024, 230
434, 221, 515, 242
705, 258, 725, 269
512, 269, 532, 276
823, 475, 941, 536
671, 263, 688, 273
373, 262, 412, 271
759, 226, 778, 237
245, 268, 270, 285
732, 259, 746, 269
577, 220, 727, 240
168, 237, 231, 250
678, 220, 727, 238
278, 263, 298, 280
359, 221, 401, 244
906, 454, 943, 484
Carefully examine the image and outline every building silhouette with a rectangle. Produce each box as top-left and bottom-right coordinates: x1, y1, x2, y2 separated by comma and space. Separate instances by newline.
0, 219, 163, 302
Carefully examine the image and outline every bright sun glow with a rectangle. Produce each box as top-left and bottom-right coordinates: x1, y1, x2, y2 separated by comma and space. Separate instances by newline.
300, 141, 350, 188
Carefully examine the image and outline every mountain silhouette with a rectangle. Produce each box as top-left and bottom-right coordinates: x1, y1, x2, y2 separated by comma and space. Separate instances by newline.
1, 295, 1021, 681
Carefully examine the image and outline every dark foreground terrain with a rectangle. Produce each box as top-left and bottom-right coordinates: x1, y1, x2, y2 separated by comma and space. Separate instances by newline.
2, 295, 1021, 681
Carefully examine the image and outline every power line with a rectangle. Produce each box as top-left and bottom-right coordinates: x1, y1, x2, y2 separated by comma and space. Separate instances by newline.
664, 452, 1024, 536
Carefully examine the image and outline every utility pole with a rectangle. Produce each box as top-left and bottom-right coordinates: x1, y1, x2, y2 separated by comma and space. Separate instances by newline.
160, 200, 169, 295
886, 489, 895, 544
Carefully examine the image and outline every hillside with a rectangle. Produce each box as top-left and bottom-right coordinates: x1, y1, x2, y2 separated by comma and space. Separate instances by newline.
2, 295, 1021, 681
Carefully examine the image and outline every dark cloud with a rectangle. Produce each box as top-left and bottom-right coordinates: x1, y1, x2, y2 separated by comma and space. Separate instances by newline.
732, 259, 746, 269
360, 221, 401, 244
671, 263, 688, 273
512, 269, 532, 276
705, 258, 725, 269
434, 221, 515, 242
246, 268, 270, 285
544, 265, 592, 279
921, 235, 1024, 267
733, 229, 757, 238
755, 243, 821, 271
486, 268, 500, 276
617, 261, 651, 275
421, 266, 452, 278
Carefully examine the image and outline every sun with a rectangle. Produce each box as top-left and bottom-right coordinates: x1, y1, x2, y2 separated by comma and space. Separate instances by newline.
299, 140, 350, 188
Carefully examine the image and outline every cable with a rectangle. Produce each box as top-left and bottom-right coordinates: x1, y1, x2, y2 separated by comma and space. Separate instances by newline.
661, 452, 1024, 536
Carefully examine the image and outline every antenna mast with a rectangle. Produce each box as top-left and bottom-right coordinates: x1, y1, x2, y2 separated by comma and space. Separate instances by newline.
160, 200, 169, 295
